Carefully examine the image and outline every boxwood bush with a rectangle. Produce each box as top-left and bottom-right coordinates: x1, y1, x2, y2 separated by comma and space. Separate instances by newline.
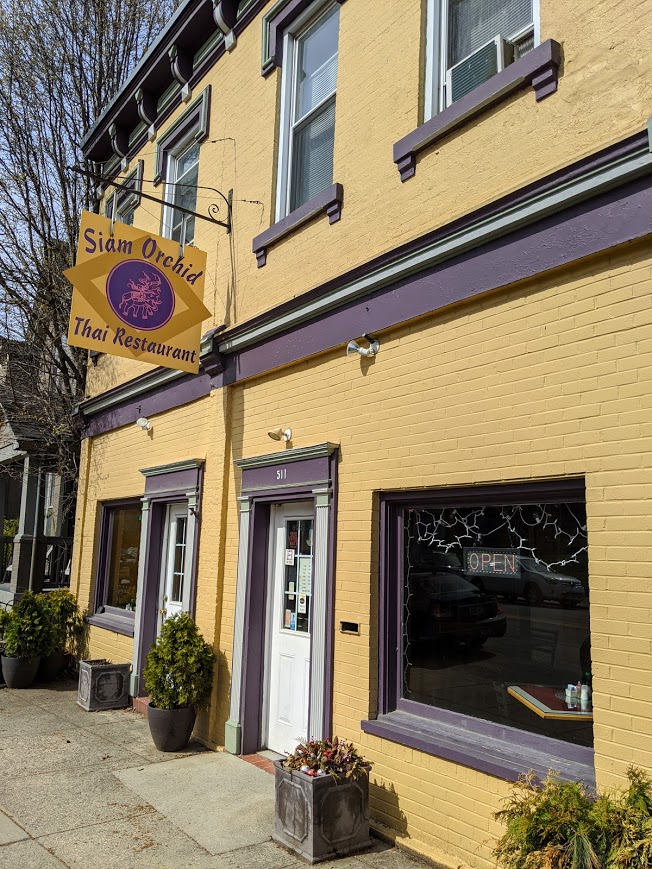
143, 613, 215, 709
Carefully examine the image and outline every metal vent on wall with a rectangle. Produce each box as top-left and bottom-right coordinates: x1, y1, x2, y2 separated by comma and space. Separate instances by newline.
446, 35, 513, 106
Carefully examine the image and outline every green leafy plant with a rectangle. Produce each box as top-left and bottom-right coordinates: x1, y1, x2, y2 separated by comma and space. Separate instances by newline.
38, 590, 81, 652
283, 736, 372, 779
0, 609, 10, 637
3, 592, 54, 659
143, 613, 215, 710
494, 767, 652, 869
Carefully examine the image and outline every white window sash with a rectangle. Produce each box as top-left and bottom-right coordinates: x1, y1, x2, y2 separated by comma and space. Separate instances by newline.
162, 139, 199, 243
275, 0, 338, 222
425, 0, 539, 120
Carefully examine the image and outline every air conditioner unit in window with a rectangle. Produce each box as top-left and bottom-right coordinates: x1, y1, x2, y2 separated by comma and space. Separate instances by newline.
445, 35, 514, 107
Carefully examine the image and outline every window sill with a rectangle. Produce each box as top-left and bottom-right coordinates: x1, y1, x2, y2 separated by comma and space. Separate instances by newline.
85, 611, 135, 638
361, 704, 594, 786
393, 39, 562, 182
252, 183, 343, 267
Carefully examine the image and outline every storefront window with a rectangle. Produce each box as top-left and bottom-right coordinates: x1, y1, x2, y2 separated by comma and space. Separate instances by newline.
105, 505, 141, 611
402, 498, 591, 747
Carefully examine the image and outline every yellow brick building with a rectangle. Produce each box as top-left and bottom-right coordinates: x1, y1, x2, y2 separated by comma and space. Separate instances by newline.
72, 0, 652, 865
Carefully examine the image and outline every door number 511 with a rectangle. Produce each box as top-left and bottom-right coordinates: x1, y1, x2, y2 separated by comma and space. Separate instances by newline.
276, 468, 287, 480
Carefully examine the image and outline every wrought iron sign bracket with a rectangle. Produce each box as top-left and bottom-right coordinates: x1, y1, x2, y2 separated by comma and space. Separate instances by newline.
71, 165, 233, 234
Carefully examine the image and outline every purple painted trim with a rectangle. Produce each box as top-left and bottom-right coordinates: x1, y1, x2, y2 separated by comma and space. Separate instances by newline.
263, 0, 346, 77
393, 39, 562, 181
371, 479, 594, 784
92, 498, 141, 630
80, 133, 652, 440
240, 500, 271, 755
217, 130, 649, 348
230, 173, 652, 381
323, 448, 338, 738
82, 371, 215, 439
85, 612, 135, 638
143, 464, 203, 497
361, 712, 595, 787
241, 455, 331, 492
252, 183, 343, 268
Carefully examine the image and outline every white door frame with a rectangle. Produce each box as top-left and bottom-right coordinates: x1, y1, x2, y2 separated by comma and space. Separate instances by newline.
262, 501, 314, 752
157, 501, 192, 633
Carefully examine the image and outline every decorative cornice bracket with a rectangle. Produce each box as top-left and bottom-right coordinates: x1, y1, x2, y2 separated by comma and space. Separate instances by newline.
169, 44, 194, 85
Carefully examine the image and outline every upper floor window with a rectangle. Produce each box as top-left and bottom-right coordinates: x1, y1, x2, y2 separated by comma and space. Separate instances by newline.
276, 2, 340, 220
163, 140, 200, 246
104, 160, 143, 227
427, 0, 536, 117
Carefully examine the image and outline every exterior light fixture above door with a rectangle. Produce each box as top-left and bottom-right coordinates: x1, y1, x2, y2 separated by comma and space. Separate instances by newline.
268, 427, 292, 442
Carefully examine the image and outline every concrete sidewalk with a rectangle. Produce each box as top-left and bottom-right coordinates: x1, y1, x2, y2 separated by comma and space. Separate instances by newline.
0, 679, 427, 868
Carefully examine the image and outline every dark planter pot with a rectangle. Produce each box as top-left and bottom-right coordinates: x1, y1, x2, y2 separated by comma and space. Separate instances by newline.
273, 761, 371, 864
1, 655, 40, 689
37, 648, 67, 682
147, 703, 196, 752
77, 659, 131, 711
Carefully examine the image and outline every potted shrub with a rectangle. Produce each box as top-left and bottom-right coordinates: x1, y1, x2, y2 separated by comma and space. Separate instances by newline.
1, 592, 54, 688
38, 590, 82, 681
273, 736, 372, 864
494, 766, 652, 868
143, 612, 215, 752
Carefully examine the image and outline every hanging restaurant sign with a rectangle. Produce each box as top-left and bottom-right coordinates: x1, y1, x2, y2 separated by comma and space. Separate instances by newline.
64, 211, 211, 373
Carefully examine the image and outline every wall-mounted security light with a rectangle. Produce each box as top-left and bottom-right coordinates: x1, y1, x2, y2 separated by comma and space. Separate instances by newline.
346, 333, 380, 358
268, 426, 292, 442
135, 417, 152, 431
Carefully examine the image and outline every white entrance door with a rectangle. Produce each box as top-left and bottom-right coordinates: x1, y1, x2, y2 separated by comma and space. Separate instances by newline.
157, 502, 191, 633
265, 503, 314, 755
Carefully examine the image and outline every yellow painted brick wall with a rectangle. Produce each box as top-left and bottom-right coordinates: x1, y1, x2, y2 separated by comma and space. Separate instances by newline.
218, 239, 652, 867
86, 0, 652, 397
70, 391, 230, 739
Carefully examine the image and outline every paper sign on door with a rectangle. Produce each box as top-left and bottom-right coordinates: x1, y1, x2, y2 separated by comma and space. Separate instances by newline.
298, 594, 307, 614
284, 549, 295, 566
298, 559, 311, 593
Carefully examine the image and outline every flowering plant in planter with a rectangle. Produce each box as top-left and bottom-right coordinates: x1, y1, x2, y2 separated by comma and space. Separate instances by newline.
283, 736, 372, 779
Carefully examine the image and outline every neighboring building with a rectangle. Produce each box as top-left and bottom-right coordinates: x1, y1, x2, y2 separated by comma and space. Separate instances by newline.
0, 340, 73, 605
72, 1, 652, 865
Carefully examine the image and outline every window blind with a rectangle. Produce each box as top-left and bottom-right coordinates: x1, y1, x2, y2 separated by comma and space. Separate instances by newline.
290, 99, 335, 212
448, 0, 532, 67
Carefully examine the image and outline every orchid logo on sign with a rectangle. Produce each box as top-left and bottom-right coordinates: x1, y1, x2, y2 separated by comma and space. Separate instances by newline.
106, 260, 175, 330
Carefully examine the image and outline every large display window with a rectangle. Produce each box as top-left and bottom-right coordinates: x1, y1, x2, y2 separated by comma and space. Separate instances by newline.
367, 479, 594, 781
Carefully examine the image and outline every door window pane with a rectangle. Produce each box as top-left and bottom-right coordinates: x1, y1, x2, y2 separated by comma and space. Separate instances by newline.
282, 518, 313, 633
106, 506, 141, 610
171, 517, 187, 603
403, 501, 591, 747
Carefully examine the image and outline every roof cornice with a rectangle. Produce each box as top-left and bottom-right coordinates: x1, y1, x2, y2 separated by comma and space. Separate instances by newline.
82, 0, 268, 167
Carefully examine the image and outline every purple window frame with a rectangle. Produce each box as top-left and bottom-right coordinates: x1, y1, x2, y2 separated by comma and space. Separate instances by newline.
362, 477, 595, 786
86, 498, 142, 637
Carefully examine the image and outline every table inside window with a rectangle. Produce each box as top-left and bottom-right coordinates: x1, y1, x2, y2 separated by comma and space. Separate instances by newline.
507, 685, 593, 721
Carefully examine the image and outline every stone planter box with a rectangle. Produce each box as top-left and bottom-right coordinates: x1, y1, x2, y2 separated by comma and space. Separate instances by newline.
273, 761, 371, 864
77, 659, 131, 711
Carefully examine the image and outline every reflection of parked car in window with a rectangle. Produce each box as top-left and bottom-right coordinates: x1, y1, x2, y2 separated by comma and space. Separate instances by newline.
407, 572, 507, 648
472, 557, 585, 607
